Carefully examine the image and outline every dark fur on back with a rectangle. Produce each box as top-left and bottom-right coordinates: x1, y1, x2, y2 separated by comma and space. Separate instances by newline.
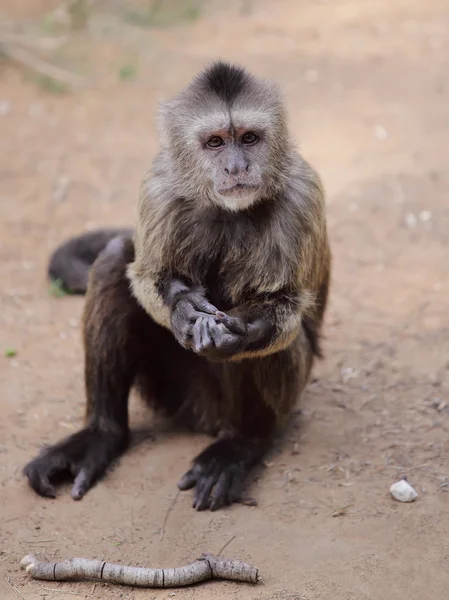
199, 61, 247, 105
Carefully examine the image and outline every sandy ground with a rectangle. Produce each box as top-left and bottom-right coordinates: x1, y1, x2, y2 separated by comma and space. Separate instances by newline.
1, 1, 449, 598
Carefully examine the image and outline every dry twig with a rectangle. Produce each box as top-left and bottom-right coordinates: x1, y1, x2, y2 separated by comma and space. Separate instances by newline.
330, 503, 353, 517
0, 32, 69, 50
160, 489, 180, 541
21, 553, 260, 588
217, 535, 237, 556
4, 576, 25, 600
41, 587, 85, 596
0, 41, 87, 87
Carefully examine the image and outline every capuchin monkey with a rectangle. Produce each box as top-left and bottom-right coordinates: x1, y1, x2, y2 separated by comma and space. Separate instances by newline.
24, 61, 331, 511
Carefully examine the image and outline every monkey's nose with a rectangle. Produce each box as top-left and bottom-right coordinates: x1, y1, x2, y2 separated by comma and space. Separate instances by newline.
225, 163, 249, 176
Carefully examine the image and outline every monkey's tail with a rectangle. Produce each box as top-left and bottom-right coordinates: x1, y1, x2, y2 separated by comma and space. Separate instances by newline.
48, 227, 134, 294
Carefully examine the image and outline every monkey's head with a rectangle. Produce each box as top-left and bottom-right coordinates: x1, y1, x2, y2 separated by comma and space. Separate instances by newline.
159, 61, 290, 212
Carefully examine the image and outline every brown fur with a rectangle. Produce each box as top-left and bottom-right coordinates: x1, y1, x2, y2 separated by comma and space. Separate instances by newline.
24, 62, 331, 510
128, 153, 330, 428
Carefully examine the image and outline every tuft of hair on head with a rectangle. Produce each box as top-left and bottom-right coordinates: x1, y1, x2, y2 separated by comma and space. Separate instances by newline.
196, 61, 249, 106
159, 60, 285, 129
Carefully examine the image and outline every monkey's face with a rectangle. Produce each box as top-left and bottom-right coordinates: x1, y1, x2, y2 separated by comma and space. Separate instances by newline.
200, 127, 266, 211
159, 62, 289, 211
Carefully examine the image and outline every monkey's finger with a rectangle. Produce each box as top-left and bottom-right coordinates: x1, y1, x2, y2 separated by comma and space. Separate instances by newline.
175, 302, 199, 326
23, 456, 67, 498
193, 475, 217, 511
228, 474, 245, 504
215, 313, 246, 335
200, 317, 214, 349
177, 466, 200, 490
71, 467, 97, 500
23, 463, 57, 498
209, 324, 240, 352
31, 477, 57, 499
209, 471, 232, 511
192, 317, 204, 352
71, 470, 91, 500
188, 293, 219, 316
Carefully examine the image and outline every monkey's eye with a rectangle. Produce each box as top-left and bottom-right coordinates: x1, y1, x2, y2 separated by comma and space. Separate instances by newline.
206, 136, 225, 149
241, 131, 259, 145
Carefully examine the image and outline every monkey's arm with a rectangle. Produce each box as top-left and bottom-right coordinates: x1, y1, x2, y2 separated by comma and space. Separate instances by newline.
227, 290, 309, 357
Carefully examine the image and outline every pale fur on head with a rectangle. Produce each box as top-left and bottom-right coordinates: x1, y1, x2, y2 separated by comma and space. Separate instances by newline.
156, 61, 293, 212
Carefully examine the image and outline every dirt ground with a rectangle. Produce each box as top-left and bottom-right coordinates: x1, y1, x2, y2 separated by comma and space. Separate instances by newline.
1, 1, 449, 598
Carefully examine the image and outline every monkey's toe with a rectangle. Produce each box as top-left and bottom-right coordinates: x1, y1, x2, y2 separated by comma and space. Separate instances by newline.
71, 468, 97, 500
177, 465, 201, 491
23, 460, 58, 498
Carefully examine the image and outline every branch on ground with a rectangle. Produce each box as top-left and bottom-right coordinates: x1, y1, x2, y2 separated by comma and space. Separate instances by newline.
21, 553, 260, 588
0, 38, 87, 87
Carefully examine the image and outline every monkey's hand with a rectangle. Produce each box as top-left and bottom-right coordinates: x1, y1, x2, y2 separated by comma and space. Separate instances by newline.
190, 313, 272, 360
165, 278, 263, 357
193, 288, 311, 360
178, 437, 268, 511
167, 281, 243, 352
170, 293, 218, 349
23, 427, 128, 500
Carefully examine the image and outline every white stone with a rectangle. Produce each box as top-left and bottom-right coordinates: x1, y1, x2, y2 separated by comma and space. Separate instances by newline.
0, 101, 10, 115
404, 213, 417, 228
390, 479, 418, 502
374, 125, 388, 140
418, 210, 432, 222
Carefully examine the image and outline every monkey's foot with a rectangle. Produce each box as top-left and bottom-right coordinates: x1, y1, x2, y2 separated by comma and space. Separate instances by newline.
177, 438, 265, 511
23, 427, 128, 500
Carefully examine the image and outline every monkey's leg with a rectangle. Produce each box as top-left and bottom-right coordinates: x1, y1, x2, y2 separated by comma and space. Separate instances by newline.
24, 236, 147, 500
178, 359, 287, 511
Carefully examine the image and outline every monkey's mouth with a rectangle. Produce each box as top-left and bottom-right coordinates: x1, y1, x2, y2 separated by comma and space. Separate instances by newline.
218, 183, 260, 196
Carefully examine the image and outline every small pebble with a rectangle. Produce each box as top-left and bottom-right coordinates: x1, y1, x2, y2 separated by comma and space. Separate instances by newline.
404, 212, 418, 228
374, 125, 388, 140
390, 479, 418, 502
0, 101, 10, 115
341, 366, 358, 383
418, 210, 432, 222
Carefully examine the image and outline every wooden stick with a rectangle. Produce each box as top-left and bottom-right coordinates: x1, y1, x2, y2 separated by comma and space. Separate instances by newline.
0, 42, 87, 87
0, 32, 69, 51
160, 489, 180, 541
4, 576, 25, 600
21, 553, 260, 588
